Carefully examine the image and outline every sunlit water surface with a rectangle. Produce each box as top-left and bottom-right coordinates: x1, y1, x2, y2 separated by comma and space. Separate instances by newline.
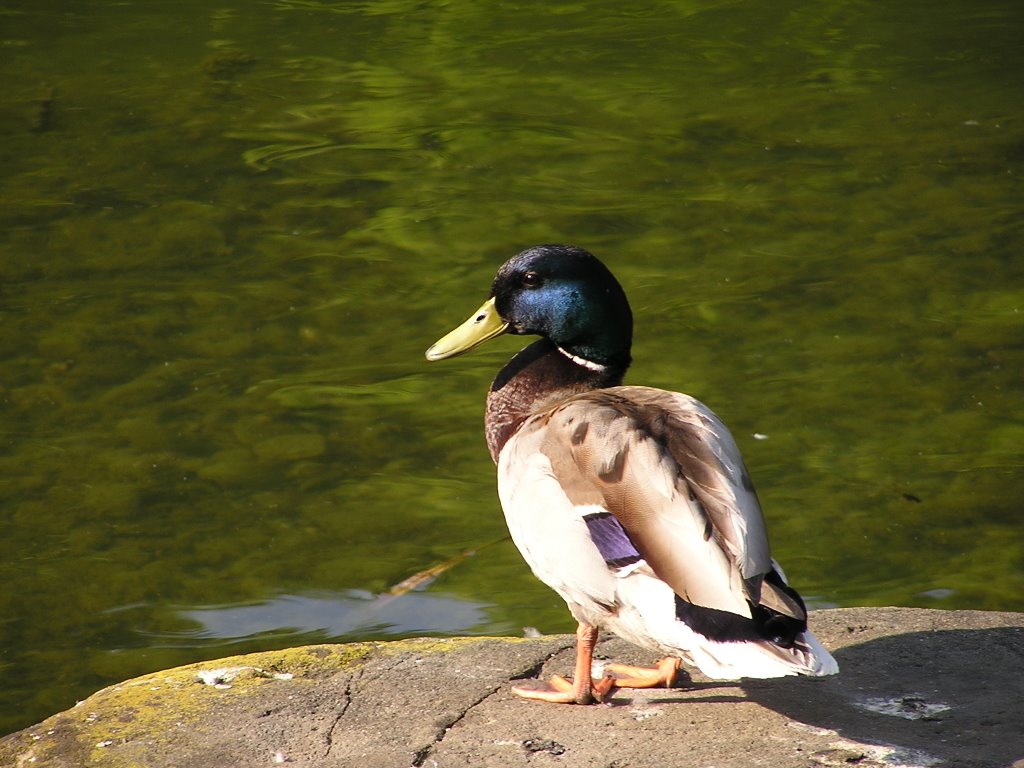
1, 0, 1022, 733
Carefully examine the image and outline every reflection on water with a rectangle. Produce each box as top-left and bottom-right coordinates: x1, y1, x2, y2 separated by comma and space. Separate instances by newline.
0, 0, 1021, 737
145, 590, 498, 646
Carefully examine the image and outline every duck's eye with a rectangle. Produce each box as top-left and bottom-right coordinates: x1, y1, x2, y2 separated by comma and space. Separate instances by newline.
522, 271, 542, 288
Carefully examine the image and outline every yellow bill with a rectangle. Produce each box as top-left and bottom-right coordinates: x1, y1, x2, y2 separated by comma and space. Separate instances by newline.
425, 297, 509, 361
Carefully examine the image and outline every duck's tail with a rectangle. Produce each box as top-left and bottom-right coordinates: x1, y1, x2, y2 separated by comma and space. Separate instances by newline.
687, 624, 838, 680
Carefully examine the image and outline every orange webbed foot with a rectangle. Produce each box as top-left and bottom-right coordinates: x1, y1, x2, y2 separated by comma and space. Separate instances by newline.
604, 656, 682, 690
511, 622, 616, 704
511, 673, 615, 704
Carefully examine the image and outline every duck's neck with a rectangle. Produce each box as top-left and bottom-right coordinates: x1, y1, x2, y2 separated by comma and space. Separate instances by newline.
484, 339, 628, 462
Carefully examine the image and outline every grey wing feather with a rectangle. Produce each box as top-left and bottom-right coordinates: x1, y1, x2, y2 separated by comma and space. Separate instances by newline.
543, 387, 775, 613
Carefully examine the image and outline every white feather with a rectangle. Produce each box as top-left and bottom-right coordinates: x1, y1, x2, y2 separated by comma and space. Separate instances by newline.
498, 422, 837, 680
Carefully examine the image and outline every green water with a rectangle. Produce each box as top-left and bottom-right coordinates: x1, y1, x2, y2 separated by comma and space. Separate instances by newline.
1, 0, 1021, 734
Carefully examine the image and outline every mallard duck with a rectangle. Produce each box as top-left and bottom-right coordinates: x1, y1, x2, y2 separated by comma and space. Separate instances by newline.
425, 244, 837, 704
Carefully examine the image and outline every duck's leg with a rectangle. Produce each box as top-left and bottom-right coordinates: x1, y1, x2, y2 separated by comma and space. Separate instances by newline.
604, 656, 681, 689
511, 622, 615, 704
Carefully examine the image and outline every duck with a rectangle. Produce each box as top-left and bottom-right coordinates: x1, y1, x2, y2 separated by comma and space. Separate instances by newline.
425, 244, 838, 704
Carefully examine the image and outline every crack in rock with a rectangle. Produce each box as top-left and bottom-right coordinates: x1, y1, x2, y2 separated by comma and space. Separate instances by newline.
314, 640, 577, 766
411, 683, 505, 768
321, 681, 353, 759
411, 646, 573, 767
509, 642, 574, 682
322, 665, 369, 760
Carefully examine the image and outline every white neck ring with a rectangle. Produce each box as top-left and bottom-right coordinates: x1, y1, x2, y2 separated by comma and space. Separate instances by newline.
556, 346, 609, 373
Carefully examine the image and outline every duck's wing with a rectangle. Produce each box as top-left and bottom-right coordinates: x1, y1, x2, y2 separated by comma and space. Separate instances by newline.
531, 386, 803, 623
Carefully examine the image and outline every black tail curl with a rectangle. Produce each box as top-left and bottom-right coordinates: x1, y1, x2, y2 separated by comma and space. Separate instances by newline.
674, 570, 809, 647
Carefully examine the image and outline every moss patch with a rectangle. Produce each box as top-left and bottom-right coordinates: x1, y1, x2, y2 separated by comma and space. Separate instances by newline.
0, 637, 534, 767
1, 643, 376, 767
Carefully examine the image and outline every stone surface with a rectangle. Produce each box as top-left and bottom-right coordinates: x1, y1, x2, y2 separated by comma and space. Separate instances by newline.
2, 608, 1023, 768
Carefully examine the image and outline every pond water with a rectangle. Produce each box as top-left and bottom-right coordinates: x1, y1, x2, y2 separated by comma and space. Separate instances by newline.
1, 0, 1022, 734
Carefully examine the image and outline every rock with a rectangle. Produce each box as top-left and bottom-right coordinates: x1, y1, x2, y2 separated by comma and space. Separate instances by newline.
2, 608, 1022, 767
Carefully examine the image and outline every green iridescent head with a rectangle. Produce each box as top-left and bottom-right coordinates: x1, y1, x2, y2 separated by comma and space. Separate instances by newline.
426, 245, 633, 368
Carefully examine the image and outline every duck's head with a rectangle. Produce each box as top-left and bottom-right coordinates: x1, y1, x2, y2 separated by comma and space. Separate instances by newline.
425, 245, 633, 369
